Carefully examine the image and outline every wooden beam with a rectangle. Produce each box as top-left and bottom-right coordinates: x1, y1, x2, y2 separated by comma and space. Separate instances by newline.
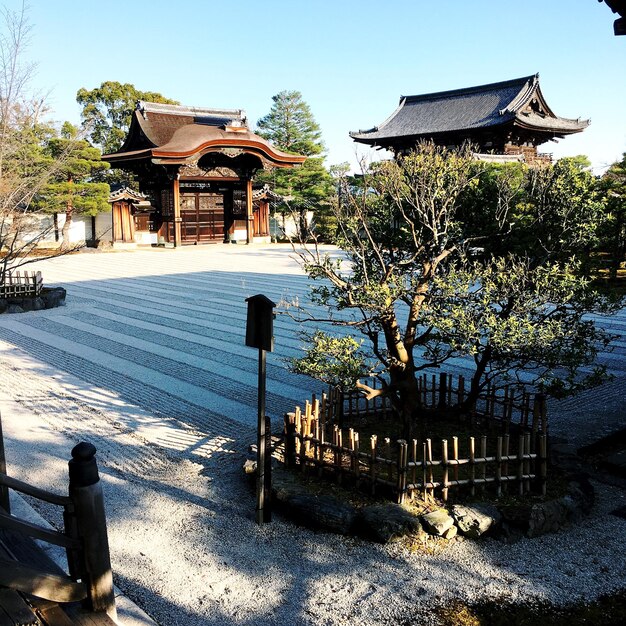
0, 587, 39, 626
0, 510, 79, 549
0, 556, 87, 603
0, 473, 70, 507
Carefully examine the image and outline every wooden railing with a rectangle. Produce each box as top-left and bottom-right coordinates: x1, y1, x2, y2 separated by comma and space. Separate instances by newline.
0, 270, 43, 298
0, 414, 116, 620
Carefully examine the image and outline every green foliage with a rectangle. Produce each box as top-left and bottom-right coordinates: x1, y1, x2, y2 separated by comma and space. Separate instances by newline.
256, 90, 323, 156
288, 331, 370, 389
256, 91, 334, 238
460, 156, 606, 263
290, 143, 622, 420
599, 152, 626, 278
512, 157, 606, 262
0, 2, 89, 276
33, 123, 110, 248
76, 81, 178, 155
429, 257, 618, 398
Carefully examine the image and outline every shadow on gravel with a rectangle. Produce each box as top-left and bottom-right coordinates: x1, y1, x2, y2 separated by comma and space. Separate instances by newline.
1, 253, 625, 625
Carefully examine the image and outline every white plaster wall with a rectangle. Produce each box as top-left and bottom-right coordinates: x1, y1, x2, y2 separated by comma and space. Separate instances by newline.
270, 211, 314, 239
95, 210, 113, 243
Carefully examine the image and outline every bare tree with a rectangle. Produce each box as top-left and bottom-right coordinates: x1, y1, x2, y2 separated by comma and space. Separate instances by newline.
0, 2, 82, 286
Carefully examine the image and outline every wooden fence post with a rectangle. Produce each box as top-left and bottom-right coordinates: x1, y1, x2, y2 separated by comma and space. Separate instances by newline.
495, 436, 503, 497
284, 413, 297, 469
0, 411, 9, 513
438, 372, 447, 408
539, 434, 548, 496
396, 440, 408, 504
469, 436, 475, 497
441, 439, 449, 502
517, 434, 524, 496
67, 442, 116, 620
370, 435, 378, 495
264, 416, 272, 523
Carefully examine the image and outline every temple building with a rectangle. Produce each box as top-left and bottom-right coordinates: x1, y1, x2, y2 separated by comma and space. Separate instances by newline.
350, 74, 589, 162
104, 101, 305, 246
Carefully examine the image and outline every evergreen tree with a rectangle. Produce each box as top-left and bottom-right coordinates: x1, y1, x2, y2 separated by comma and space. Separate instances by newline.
34, 123, 109, 249
77, 82, 177, 187
76, 81, 178, 155
256, 91, 333, 239
257, 90, 324, 156
0, 3, 83, 281
600, 152, 626, 279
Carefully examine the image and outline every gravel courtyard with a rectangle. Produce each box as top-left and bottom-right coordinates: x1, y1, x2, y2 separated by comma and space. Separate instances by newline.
1, 244, 625, 626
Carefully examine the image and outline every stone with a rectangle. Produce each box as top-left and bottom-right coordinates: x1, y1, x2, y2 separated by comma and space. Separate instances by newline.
0, 287, 65, 314
499, 503, 532, 528
41, 287, 66, 309
285, 494, 356, 535
452, 503, 501, 538
442, 525, 457, 540
357, 504, 424, 543
610, 505, 626, 520
420, 509, 455, 536
567, 475, 594, 509
271, 466, 308, 502
243, 459, 257, 475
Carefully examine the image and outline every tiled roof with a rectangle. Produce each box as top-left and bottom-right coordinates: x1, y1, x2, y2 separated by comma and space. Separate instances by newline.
350, 75, 589, 145
135, 101, 247, 148
107, 186, 146, 203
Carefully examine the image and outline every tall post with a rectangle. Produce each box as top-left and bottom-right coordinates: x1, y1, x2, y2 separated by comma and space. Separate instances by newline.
173, 176, 181, 247
256, 348, 267, 524
245, 294, 276, 525
68, 442, 116, 620
246, 178, 254, 244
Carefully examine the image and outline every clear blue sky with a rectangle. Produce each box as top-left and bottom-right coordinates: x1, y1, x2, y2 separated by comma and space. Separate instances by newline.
6, 0, 626, 173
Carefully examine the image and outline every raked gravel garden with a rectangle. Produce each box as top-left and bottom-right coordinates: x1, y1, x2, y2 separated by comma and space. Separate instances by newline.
1, 244, 626, 625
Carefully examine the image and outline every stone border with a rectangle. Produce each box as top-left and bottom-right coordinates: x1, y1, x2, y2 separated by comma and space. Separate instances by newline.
0, 287, 66, 314
247, 462, 594, 544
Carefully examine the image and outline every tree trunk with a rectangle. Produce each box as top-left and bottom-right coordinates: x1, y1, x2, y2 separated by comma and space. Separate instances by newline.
388, 364, 420, 441
462, 345, 492, 412
61, 207, 72, 250
61, 178, 73, 251
298, 209, 308, 242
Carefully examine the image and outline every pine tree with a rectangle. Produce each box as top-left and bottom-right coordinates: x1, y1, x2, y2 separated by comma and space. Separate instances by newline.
35, 123, 109, 249
256, 91, 332, 238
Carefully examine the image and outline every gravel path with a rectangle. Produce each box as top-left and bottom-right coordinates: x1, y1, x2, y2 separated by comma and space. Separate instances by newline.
1, 245, 625, 626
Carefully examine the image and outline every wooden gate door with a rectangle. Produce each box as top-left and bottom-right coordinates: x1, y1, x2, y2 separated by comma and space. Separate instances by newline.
180, 192, 224, 243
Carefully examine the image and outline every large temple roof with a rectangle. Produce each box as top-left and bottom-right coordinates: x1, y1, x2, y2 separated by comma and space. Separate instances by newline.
350, 74, 589, 148
105, 101, 305, 168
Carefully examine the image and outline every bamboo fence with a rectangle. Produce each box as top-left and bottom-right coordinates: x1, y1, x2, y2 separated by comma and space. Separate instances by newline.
333, 373, 548, 437
283, 376, 548, 504
0, 270, 43, 299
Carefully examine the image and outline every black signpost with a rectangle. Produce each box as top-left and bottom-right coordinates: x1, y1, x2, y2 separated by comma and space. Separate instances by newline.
245, 294, 275, 524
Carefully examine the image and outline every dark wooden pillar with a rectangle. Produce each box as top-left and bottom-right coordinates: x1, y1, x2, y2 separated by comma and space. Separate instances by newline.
68, 442, 116, 620
246, 178, 253, 245
173, 177, 181, 247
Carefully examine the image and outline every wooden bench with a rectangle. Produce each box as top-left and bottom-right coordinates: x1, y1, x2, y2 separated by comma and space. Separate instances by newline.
0, 414, 117, 625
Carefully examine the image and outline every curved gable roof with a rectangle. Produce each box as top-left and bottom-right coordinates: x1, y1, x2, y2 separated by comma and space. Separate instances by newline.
105, 101, 305, 168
